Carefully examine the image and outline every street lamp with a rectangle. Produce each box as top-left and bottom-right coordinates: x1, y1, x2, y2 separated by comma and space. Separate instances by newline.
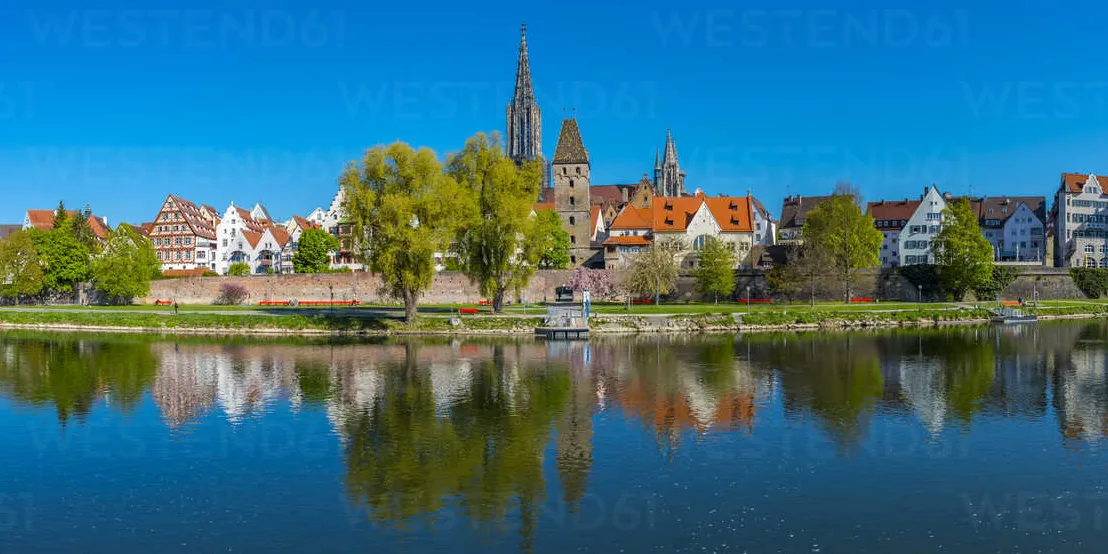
746, 285, 751, 314
917, 284, 922, 311
329, 284, 334, 315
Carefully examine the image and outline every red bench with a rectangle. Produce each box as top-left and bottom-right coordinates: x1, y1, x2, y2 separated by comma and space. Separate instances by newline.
154, 300, 173, 306
459, 308, 479, 314
737, 298, 772, 304
1001, 301, 1020, 307
257, 300, 290, 306
850, 298, 874, 303
632, 299, 653, 304
297, 300, 360, 306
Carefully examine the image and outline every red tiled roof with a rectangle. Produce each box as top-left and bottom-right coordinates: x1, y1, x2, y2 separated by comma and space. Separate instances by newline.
867, 199, 921, 229
241, 229, 262, 248
25, 209, 110, 239
652, 196, 704, 232
1061, 172, 1105, 193
603, 235, 652, 246
609, 206, 652, 230
533, 202, 555, 213
267, 226, 290, 247
292, 215, 320, 230
703, 196, 753, 232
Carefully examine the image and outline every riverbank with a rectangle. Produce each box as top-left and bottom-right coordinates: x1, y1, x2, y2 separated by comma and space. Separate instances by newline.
0, 302, 1105, 336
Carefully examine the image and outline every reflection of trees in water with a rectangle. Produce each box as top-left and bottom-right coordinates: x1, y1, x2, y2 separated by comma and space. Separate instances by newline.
768, 334, 884, 449
0, 335, 157, 426
338, 343, 571, 551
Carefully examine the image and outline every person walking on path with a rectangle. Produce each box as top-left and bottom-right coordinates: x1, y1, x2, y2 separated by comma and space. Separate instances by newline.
173, 301, 179, 315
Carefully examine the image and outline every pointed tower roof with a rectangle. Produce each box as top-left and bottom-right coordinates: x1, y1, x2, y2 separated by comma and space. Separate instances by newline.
663, 128, 678, 165
553, 119, 589, 164
654, 148, 661, 170
512, 22, 534, 103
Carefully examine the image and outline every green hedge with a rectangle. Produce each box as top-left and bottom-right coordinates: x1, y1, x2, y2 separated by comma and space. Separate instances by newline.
1070, 267, 1108, 298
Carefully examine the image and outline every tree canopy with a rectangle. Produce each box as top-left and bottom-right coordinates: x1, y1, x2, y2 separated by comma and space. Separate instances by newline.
801, 193, 882, 302
447, 132, 541, 311
693, 236, 737, 303
625, 240, 683, 305
934, 198, 994, 301
28, 227, 91, 293
91, 225, 161, 302
293, 228, 340, 274
0, 231, 44, 299
533, 208, 570, 270
342, 141, 469, 322
227, 262, 251, 276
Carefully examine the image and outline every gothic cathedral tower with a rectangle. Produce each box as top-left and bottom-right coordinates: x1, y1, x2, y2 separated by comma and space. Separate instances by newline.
506, 23, 543, 167
653, 129, 687, 197
552, 118, 593, 267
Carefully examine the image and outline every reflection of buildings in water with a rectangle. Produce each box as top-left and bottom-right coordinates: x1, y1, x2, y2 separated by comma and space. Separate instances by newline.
1054, 346, 1108, 445
898, 358, 947, 436
151, 345, 219, 427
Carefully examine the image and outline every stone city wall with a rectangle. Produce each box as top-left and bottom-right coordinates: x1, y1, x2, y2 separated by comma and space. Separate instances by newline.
142, 267, 1086, 305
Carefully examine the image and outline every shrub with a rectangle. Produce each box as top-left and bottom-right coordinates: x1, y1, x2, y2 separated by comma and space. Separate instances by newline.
214, 283, 249, 305
972, 265, 1021, 301
1071, 267, 1108, 298
897, 264, 942, 298
227, 262, 250, 276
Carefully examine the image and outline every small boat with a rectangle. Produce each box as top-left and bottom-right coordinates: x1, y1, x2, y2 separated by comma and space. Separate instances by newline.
990, 307, 1038, 324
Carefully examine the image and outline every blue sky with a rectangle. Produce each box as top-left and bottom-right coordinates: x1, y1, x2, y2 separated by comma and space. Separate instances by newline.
1, 0, 1107, 225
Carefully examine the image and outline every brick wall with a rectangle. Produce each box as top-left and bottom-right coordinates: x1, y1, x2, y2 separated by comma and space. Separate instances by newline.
143, 267, 1087, 305
145, 270, 577, 305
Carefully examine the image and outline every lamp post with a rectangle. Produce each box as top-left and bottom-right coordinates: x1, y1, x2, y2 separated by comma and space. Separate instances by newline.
746, 285, 751, 314
329, 285, 334, 315
917, 284, 922, 312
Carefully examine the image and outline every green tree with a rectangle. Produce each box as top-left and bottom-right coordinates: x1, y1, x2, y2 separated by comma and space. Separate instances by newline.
52, 200, 69, 230
91, 225, 161, 303
448, 133, 542, 312
293, 228, 340, 274
227, 262, 251, 276
69, 204, 100, 252
29, 228, 91, 293
802, 193, 882, 302
0, 231, 44, 300
533, 208, 570, 269
693, 236, 737, 303
625, 240, 683, 305
342, 141, 469, 322
933, 198, 994, 301
972, 265, 1021, 302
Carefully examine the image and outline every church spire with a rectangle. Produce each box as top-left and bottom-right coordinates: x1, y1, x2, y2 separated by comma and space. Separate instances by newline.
663, 128, 678, 165
654, 148, 661, 170
656, 128, 686, 197
507, 22, 542, 166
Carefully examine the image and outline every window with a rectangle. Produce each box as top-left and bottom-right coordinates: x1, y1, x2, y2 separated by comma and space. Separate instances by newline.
569, 216, 576, 225
693, 235, 708, 250
1086, 245, 1095, 253
576, 167, 581, 176
569, 196, 575, 206
222, 239, 228, 247
926, 213, 940, 221
198, 251, 206, 259
185, 251, 191, 260
571, 236, 576, 244
571, 255, 576, 264
569, 179, 575, 188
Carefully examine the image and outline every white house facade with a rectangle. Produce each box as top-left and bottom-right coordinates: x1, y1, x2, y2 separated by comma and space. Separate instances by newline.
897, 185, 947, 266
1053, 173, 1108, 267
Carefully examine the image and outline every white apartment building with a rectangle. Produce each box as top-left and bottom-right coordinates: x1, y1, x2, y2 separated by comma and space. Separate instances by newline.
898, 185, 947, 266
1053, 173, 1108, 267
867, 199, 918, 268
976, 197, 1046, 264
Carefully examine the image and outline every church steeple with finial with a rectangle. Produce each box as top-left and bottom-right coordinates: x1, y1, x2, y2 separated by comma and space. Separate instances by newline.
507, 22, 543, 167
654, 128, 686, 196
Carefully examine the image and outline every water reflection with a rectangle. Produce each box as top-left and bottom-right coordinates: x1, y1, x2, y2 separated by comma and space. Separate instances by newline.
3, 323, 1108, 544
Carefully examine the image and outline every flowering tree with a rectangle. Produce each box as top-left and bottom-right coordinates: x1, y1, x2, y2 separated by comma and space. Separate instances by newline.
567, 267, 616, 299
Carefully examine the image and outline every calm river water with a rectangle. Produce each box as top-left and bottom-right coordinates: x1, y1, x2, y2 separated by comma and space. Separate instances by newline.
2, 323, 1108, 553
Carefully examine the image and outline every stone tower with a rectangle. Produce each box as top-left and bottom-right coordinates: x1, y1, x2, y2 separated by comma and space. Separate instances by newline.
552, 118, 593, 267
506, 23, 542, 166
653, 129, 687, 197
